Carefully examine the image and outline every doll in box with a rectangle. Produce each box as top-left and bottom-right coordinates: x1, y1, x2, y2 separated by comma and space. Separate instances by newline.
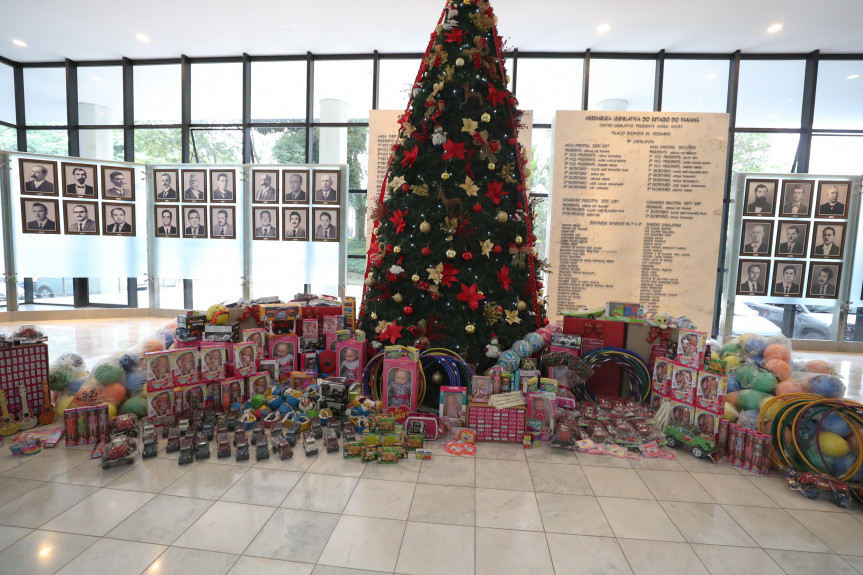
696, 410, 718, 437
671, 367, 695, 403
149, 390, 172, 417
672, 404, 693, 425
186, 385, 205, 411
173, 350, 198, 384
203, 348, 225, 378
471, 376, 490, 402
339, 347, 360, 380
250, 374, 270, 397
270, 339, 296, 379
147, 353, 171, 383
527, 392, 555, 440
653, 360, 670, 396
242, 328, 266, 359
387, 369, 413, 409
234, 343, 257, 377
439, 386, 467, 427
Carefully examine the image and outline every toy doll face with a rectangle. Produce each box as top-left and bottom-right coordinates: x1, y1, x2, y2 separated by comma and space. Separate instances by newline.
275, 343, 290, 357
656, 363, 667, 381
205, 350, 222, 371
343, 348, 358, 362
249, 333, 262, 346
698, 414, 714, 435
253, 377, 267, 395
240, 347, 254, 366
673, 406, 688, 423
152, 356, 169, 379
445, 395, 458, 407
701, 377, 717, 398
178, 353, 194, 374
229, 381, 241, 400
394, 369, 410, 385
153, 392, 169, 415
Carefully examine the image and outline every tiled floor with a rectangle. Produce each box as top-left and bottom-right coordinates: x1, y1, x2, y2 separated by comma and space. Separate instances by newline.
1, 317, 863, 574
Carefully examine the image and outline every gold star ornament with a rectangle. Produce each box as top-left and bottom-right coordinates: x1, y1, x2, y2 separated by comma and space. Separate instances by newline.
426, 263, 444, 285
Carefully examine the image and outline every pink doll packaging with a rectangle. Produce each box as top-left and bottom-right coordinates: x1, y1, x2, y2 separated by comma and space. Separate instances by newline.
695, 408, 719, 439
145, 351, 173, 386
242, 328, 267, 359
322, 315, 345, 335
171, 349, 199, 385
268, 334, 298, 384
336, 339, 364, 382
676, 328, 707, 369
233, 341, 259, 378
695, 372, 727, 414
201, 341, 232, 375
670, 401, 694, 426
439, 386, 467, 427
652, 358, 673, 397
302, 318, 319, 339
382, 355, 419, 413
200, 346, 227, 383
526, 391, 555, 441
670, 364, 696, 404
257, 359, 278, 385
221, 377, 245, 410
146, 379, 174, 425
183, 383, 206, 412
248, 372, 271, 397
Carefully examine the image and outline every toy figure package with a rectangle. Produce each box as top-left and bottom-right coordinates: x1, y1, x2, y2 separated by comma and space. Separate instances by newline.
470, 376, 490, 403
242, 328, 267, 359
221, 377, 245, 410
382, 355, 419, 413
695, 372, 727, 415
171, 349, 199, 385
268, 334, 298, 384
248, 372, 271, 397
335, 339, 364, 382
439, 386, 467, 427
652, 358, 673, 397
233, 341, 259, 378
670, 364, 696, 404
526, 392, 555, 441
200, 346, 227, 383
676, 328, 707, 368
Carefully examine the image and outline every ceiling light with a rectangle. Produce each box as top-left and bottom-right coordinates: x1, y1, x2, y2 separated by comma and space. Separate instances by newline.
12, 38, 28, 48
596, 23, 610, 34
767, 24, 783, 33
136, 33, 150, 42
847, 74, 860, 80
704, 73, 717, 80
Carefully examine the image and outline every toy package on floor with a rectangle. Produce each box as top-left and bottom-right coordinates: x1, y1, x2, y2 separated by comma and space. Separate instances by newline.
200, 346, 227, 382
382, 346, 420, 414
439, 386, 467, 428
64, 404, 109, 446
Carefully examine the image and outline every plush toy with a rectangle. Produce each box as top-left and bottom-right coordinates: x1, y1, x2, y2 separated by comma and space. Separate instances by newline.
484, 337, 501, 358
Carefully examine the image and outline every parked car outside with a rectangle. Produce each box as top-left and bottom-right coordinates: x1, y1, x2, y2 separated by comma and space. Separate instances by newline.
732, 301, 782, 337
744, 302, 831, 340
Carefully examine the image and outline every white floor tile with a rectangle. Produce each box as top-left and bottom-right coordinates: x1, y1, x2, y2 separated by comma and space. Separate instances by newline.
144, 547, 238, 575
598, 497, 684, 542
343, 478, 415, 520
691, 544, 785, 575
161, 462, 248, 500
281, 473, 358, 513
0, 482, 98, 528
0, 529, 97, 575
476, 459, 534, 491
53, 456, 139, 487
583, 466, 654, 500
475, 528, 554, 575
173, 501, 275, 554
106, 494, 213, 545
361, 456, 421, 483
0, 525, 31, 552
307, 449, 367, 477
766, 549, 860, 575
409, 484, 475, 526
0, 476, 44, 507
546, 533, 633, 575
418, 455, 475, 487
55, 538, 166, 575
106, 457, 195, 493
475, 442, 527, 461
536, 492, 613, 536
219, 468, 302, 506
244, 508, 339, 563
660, 501, 757, 546
229, 556, 314, 575
396, 522, 474, 575
788, 509, 863, 555
637, 469, 716, 503
723, 505, 831, 552
318, 515, 405, 572
524, 445, 579, 464
528, 461, 593, 495
42, 488, 153, 536
618, 538, 709, 575
691, 472, 780, 507
747, 474, 846, 512
475, 488, 543, 531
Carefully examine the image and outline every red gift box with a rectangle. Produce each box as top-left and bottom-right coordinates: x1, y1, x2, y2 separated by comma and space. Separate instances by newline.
561, 318, 624, 398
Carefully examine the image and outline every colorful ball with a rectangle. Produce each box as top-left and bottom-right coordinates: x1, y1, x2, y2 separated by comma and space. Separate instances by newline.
819, 412, 853, 437
119, 395, 148, 418
118, 353, 140, 373
804, 360, 833, 374
67, 377, 87, 395
804, 444, 831, 473
724, 354, 741, 370
819, 431, 850, 457
751, 369, 777, 393
74, 385, 106, 406
736, 410, 760, 429
103, 383, 127, 406
723, 402, 739, 422
49, 366, 74, 391
108, 403, 118, 418
725, 391, 739, 407
735, 365, 757, 387
207, 303, 229, 325
743, 335, 768, 357
776, 380, 804, 395
830, 452, 858, 477
498, 350, 520, 371
763, 359, 791, 382
57, 352, 86, 370
726, 374, 741, 393
92, 360, 124, 385
736, 389, 772, 412
763, 344, 791, 364
523, 333, 544, 353
809, 375, 846, 399
124, 373, 146, 395
140, 338, 165, 353
720, 342, 740, 357
513, 340, 531, 358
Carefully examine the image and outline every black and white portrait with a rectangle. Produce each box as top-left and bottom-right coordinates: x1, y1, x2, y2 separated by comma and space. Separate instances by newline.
20, 198, 60, 235
284, 170, 309, 204
182, 207, 208, 238
743, 179, 777, 216
815, 181, 849, 218
19, 159, 58, 196
253, 170, 279, 204
253, 208, 279, 240
62, 162, 97, 198
312, 170, 340, 205
774, 220, 809, 257
182, 170, 207, 202
103, 203, 136, 236
64, 200, 100, 235
154, 169, 179, 202
779, 180, 814, 218
210, 170, 235, 203
811, 223, 845, 259
154, 206, 179, 238
101, 166, 135, 201
736, 260, 769, 296
808, 263, 841, 299
740, 220, 773, 256
210, 206, 236, 239
312, 207, 339, 242
771, 261, 805, 298
282, 208, 308, 241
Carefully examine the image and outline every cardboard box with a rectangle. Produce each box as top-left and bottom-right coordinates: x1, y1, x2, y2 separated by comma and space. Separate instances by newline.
468, 403, 525, 443
561, 318, 624, 398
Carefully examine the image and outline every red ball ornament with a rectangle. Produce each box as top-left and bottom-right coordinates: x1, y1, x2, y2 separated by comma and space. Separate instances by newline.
422, 247, 432, 256
493, 245, 502, 254
516, 184, 525, 192
404, 306, 414, 315
507, 137, 517, 145
462, 251, 473, 261
472, 203, 482, 213
543, 318, 550, 326
401, 183, 411, 192
531, 234, 537, 242
537, 281, 544, 289
497, 306, 503, 312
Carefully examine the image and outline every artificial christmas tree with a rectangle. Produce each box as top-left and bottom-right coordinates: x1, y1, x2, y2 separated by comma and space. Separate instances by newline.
360, 0, 547, 370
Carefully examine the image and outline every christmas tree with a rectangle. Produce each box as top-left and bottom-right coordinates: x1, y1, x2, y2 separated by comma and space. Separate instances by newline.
360, 0, 547, 369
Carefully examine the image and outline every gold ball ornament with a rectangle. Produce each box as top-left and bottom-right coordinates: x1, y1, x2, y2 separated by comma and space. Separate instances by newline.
446, 249, 457, 259
393, 293, 403, 303
488, 162, 495, 170
465, 324, 476, 334
431, 372, 444, 384
419, 221, 431, 233
496, 211, 508, 223
393, 246, 401, 254
463, 0, 472, 4
481, 113, 491, 122
373, 227, 380, 235
455, 58, 465, 67
523, 167, 531, 177
515, 235, 523, 244
517, 300, 527, 312
436, 24, 443, 34
441, 172, 450, 180
506, 75, 511, 84
412, 274, 420, 283
364, 276, 375, 287
370, 312, 378, 320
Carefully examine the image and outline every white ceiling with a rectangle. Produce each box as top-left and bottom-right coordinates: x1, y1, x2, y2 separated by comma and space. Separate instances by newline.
2, 0, 863, 63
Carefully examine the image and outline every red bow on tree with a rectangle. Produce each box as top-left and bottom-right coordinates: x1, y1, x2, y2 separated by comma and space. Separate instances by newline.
401, 145, 418, 168
473, 130, 501, 163
456, 283, 486, 311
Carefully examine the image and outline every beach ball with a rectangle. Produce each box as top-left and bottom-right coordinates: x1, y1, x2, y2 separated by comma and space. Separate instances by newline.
819, 431, 850, 457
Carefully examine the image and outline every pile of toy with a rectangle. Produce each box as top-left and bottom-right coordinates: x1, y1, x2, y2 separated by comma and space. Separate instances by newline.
342, 413, 428, 463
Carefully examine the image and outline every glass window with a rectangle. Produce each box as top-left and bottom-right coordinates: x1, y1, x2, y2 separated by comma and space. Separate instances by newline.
529, 127, 551, 195
813, 60, 863, 130
251, 61, 306, 123
311, 125, 369, 190
77, 66, 123, 126
79, 129, 124, 161
732, 132, 800, 174
134, 64, 181, 125
809, 135, 863, 175
0, 125, 16, 151
251, 127, 306, 164
661, 59, 729, 113
313, 60, 373, 123
516, 58, 583, 124
588, 59, 655, 112
190, 128, 243, 163
134, 128, 182, 163
347, 192, 367, 258
736, 59, 805, 128
0, 62, 14, 124
24, 67, 66, 126
377, 58, 422, 111
191, 62, 243, 124
531, 194, 550, 260
26, 129, 68, 155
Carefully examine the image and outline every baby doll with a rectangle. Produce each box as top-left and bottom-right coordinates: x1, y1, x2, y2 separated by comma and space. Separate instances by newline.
443, 394, 462, 419
339, 348, 360, 380
387, 368, 412, 409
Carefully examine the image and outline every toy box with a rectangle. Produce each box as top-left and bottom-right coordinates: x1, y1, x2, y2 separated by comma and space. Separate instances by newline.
260, 304, 302, 322
300, 352, 317, 373
695, 371, 727, 415
257, 359, 278, 384
322, 315, 345, 335
439, 386, 467, 427
146, 351, 173, 386
233, 341, 258, 378
177, 313, 207, 337
242, 328, 267, 359
468, 403, 526, 443
605, 301, 645, 323
382, 355, 419, 413
526, 392, 555, 441
470, 376, 490, 403
336, 339, 364, 382
63, 404, 109, 446
694, 408, 719, 439
221, 377, 245, 410
561, 318, 625, 397
248, 372, 271, 397
343, 296, 357, 331
652, 358, 673, 397
146, 374, 174, 425
200, 346, 227, 383
269, 334, 298, 384
489, 367, 515, 395
301, 318, 319, 339
171, 349, 199, 385
204, 322, 240, 342
182, 383, 206, 412
670, 364, 696, 404
291, 371, 315, 391
670, 401, 694, 426
676, 328, 707, 369
405, 414, 440, 440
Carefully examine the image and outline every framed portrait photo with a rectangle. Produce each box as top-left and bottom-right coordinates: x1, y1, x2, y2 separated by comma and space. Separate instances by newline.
283, 169, 310, 204
253, 207, 279, 241
102, 203, 136, 236
312, 169, 340, 205
282, 207, 309, 241
773, 220, 809, 258
312, 207, 339, 242
61, 162, 97, 199
807, 262, 842, 299
778, 179, 814, 218
815, 181, 849, 218
154, 205, 180, 238
101, 166, 135, 201
153, 169, 180, 202
19, 159, 58, 196
770, 261, 805, 298
810, 222, 846, 260
181, 169, 207, 202
743, 178, 777, 217
210, 206, 236, 239
736, 260, 770, 296
739, 219, 773, 257
63, 200, 100, 236
182, 206, 208, 239
252, 170, 279, 204
20, 198, 60, 235
210, 170, 236, 203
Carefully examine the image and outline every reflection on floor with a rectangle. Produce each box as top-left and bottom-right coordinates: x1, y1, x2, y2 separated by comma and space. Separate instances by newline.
0, 317, 861, 574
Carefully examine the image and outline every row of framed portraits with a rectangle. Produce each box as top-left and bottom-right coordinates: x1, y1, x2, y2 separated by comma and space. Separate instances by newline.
740, 219, 846, 260
743, 178, 850, 219
20, 159, 137, 201
22, 198, 137, 236
737, 259, 842, 299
